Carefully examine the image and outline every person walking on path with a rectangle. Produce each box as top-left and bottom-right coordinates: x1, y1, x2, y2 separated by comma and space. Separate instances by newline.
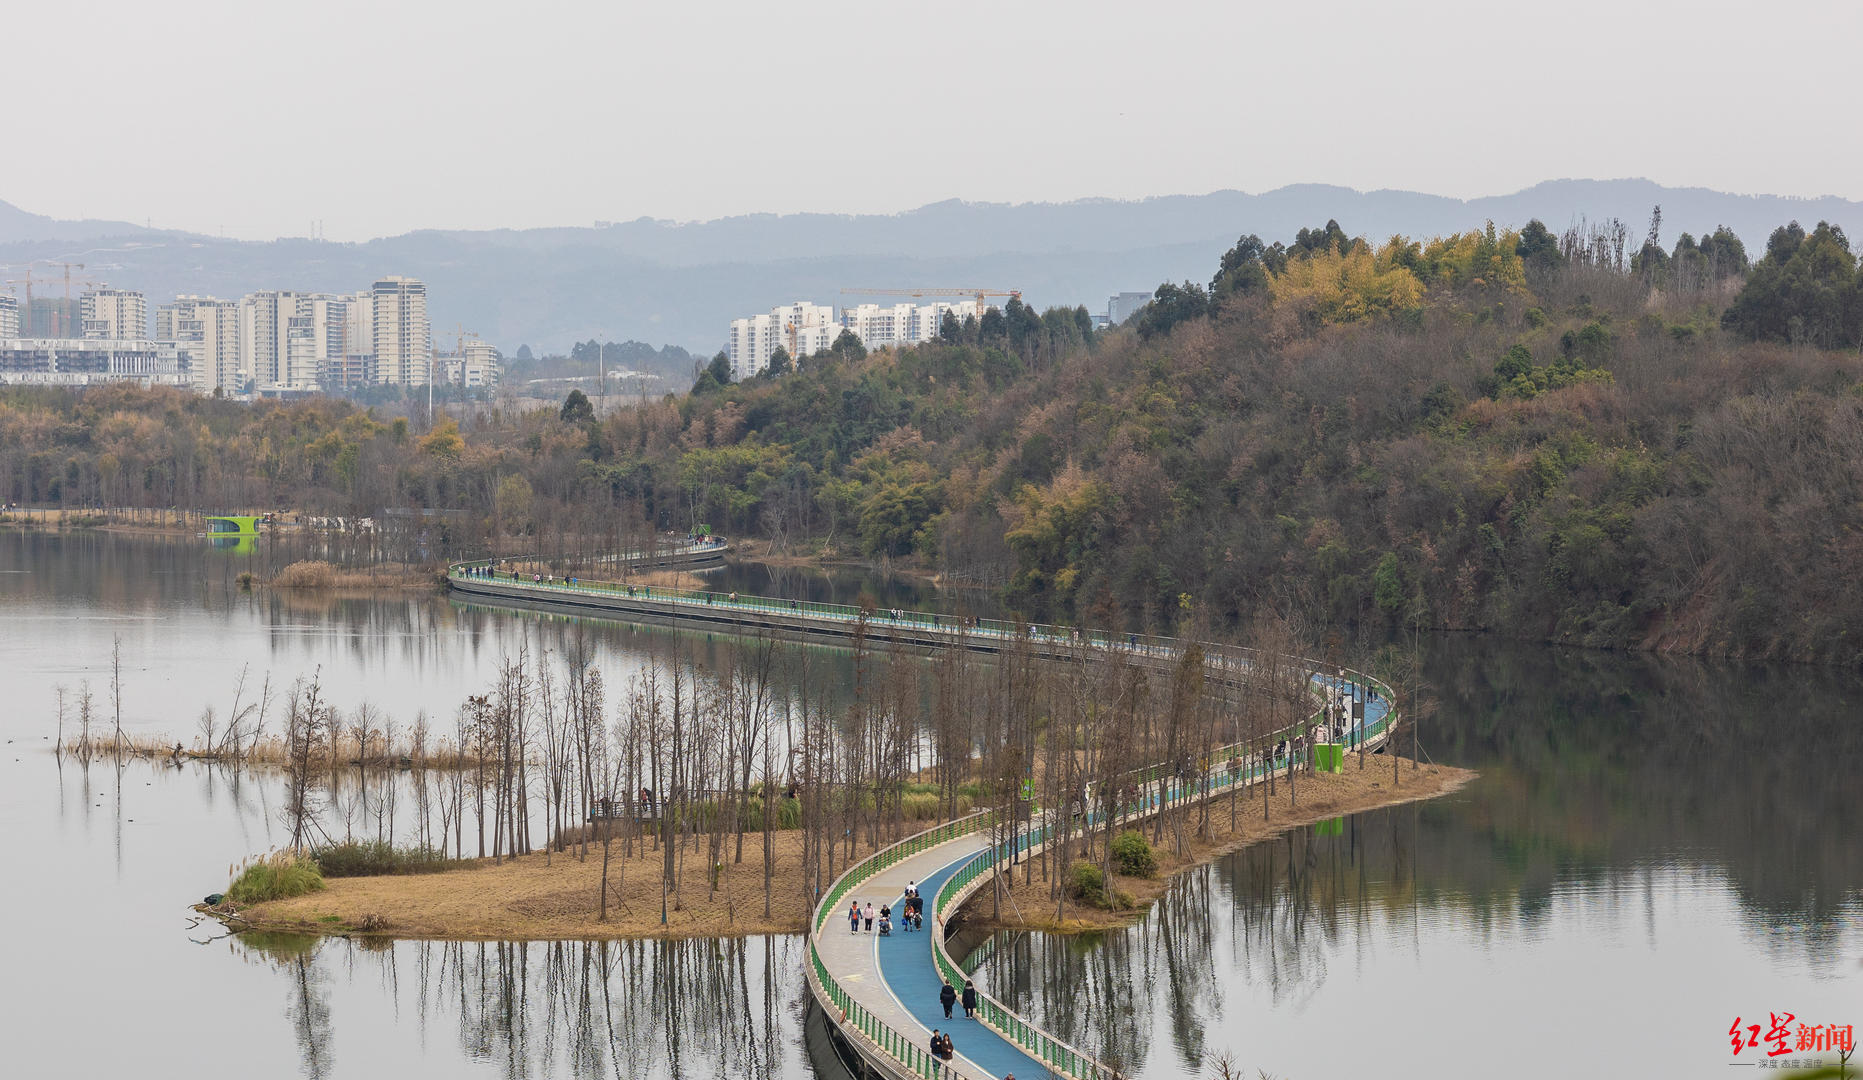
849, 900, 860, 934
929, 1030, 943, 1074
961, 980, 978, 1018
939, 980, 957, 1018
939, 1032, 956, 1062
864, 902, 875, 932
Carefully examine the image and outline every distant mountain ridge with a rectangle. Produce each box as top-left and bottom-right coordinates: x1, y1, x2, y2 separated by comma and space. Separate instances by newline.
4, 179, 1861, 355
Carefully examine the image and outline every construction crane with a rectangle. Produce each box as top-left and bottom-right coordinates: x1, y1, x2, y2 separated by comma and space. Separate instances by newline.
2, 262, 97, 336
840, 287, 1022, 312
57, 263, 100, 337
2, 266, 35, 334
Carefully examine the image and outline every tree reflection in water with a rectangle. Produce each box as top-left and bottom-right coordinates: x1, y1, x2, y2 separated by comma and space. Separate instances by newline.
974, 816, 1416, 1077
971, 637, 1863, 1078
232, 932, 811, 1079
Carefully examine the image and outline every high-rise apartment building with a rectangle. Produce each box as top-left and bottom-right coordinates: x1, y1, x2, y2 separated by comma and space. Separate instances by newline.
912, 300, 976, 340
1106, 291, 1153, 327
238, 291, 297, 388
157, 295, 243, 393
0, 295, 18, 339
37, 273, 438, 395
839, 303, 916, 349
370, 277, 430, 386
81, 289, 148, 340
284, 294, 355, 391
345, 291, 374, 357
727, 301, 836, 380
237, 291, 361, 390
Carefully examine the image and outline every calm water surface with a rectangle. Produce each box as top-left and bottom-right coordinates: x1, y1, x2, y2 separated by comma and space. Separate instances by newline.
975, 640, 1863, 1078
3, 531, 1858, 1078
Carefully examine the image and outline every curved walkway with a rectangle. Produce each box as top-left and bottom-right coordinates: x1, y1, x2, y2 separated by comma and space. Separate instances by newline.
817, 833, 1048, 1079
447, 562, 1401, 1080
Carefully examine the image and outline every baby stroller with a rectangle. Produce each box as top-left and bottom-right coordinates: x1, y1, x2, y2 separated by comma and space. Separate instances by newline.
878, 915, 892, 936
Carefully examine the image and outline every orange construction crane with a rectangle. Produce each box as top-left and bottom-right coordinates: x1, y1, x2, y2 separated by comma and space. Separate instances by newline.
3, 262, 99, 336
59, 264, 103, 337
840, 287, 1022, 312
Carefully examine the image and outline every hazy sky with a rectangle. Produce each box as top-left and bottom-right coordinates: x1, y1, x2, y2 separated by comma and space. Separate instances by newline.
11, 0, 1858, 242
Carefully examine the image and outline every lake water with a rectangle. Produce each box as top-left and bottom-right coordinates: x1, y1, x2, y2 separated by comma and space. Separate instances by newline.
975, 640, 1863, 1078
2, 531, 1858, 1078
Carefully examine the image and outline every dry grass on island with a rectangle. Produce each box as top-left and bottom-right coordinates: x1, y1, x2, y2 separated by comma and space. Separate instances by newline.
269, 559, 442, 589
232, 761, 1475, 941
962, 761, 1475, 934
238, 826, 869, 939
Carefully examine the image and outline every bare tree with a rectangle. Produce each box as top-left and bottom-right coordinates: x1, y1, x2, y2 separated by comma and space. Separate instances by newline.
282, 671, 333, 850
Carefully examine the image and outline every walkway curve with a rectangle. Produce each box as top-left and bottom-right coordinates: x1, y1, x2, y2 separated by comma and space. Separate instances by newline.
445, 560, 1402, 1080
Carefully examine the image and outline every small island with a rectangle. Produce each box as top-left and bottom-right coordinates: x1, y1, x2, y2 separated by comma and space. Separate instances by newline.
227, 761, 1473, 940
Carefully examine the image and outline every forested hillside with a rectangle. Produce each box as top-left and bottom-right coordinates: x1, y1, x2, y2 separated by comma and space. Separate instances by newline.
5, 211, 1863, 662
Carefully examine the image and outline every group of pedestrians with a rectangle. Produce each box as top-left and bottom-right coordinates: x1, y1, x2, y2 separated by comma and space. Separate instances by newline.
928, 980, 983, 1073
847, 882, 927, 935
900, 880, 924, 931
938, 978, 978, 1019
839, 882, 1006, 1077
927, 1028, 955, 1070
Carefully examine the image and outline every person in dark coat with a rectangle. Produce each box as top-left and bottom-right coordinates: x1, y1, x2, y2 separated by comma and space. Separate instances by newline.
929, 1030, 943, 1074
939, 980, 957, 1018
961, 980, 978, 1018
939, 1032, 956, 1061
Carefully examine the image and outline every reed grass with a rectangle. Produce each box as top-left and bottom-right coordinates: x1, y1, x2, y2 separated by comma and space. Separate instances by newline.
228, 851, 326, 903
311, 840, 474, 877
271, 559, 442, 588
65, 730, 495, 770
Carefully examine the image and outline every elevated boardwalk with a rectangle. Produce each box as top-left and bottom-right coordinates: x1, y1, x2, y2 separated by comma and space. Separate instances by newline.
446, 561, 1400, 1080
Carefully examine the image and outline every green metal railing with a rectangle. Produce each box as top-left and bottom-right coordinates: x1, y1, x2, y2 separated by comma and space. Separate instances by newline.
924, 669, 1402, 1080
451, 557, 1270, 666
806, 811, 998, 1079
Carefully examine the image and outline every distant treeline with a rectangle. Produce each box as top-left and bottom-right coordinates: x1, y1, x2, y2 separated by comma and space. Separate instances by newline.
4, 207, 1863, 661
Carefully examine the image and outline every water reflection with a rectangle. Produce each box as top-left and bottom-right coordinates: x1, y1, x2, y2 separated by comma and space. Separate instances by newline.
10, 533, 1863, 1079
978, 638, 1863, 1079
227, 932, 813, 1080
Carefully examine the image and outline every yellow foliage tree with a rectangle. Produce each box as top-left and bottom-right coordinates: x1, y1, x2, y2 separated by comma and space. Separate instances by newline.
418, 416, 464, 460
1268, 242, 1425, 324
1418, 222, 1529, 292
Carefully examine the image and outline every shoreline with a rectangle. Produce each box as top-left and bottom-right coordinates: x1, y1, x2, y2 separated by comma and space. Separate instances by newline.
217, 761, 1476, 943
957, 762, 1475, 934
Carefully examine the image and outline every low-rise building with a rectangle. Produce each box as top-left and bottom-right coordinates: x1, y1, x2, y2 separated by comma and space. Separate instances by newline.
0, 338, 192, 388
441, 336, 501, 388
322, 353, 376, 391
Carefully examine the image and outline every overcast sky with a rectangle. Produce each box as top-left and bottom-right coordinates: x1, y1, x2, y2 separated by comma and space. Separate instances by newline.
10, 0, 1858, 242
